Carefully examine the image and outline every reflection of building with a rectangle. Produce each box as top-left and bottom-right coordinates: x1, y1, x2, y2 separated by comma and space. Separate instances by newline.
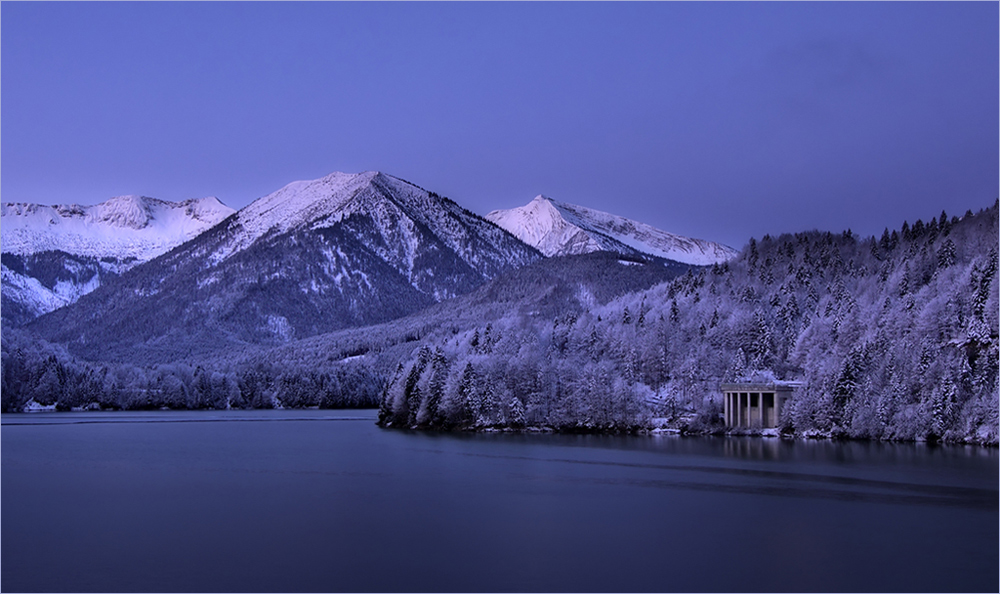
721, 383, 795, 429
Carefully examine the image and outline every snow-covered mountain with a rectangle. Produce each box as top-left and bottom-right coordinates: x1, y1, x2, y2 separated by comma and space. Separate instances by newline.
1, 195, 235, 324
202, 171, 539, 286
30, 171, 542, 361
486, 195, 738, 265
2, 195, 234, 260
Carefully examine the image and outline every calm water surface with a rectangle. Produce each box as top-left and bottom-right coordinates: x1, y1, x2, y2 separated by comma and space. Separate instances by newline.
2, 409, 997, 592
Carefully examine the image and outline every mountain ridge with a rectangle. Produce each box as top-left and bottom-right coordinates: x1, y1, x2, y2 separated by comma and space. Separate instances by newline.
26, 171, 543, 360
1, 194, 235, 323
2, 195, 235, 258
486, 194, 738, 265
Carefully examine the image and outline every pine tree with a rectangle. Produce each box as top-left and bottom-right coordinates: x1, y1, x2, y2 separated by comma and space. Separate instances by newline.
508, 396, 526, 428
424, 349, 449, 425
879, 228, 892, 254
458, 363, 477, 426
937, 239, 956, 268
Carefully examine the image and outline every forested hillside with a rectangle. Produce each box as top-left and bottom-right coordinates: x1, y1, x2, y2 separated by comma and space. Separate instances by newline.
5, 200, 996, 445
2, 252, 684, 413
378, 204, 999, 444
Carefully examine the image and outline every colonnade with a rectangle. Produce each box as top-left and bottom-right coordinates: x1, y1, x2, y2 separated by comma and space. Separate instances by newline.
723, 390, 777, 428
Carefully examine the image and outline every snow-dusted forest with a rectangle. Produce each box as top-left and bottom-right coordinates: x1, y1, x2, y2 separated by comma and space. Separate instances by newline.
4, 203, 997, 445
378, 204, 999, 444
1, 251, 680, 413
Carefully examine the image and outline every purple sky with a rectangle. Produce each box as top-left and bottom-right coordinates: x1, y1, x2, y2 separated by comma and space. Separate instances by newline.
2, 2, 996, 249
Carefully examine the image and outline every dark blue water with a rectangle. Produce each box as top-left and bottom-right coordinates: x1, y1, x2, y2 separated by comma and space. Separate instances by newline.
2, 410, 997, 592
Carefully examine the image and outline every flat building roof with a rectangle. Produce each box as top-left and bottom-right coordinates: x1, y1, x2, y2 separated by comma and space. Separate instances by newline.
720, 382, 800, 392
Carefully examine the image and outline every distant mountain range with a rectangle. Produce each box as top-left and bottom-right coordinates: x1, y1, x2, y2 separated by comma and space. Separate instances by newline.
1, 194, 234, 259
3, 172, 735, 333
22, 172, 544, 360
1, 195, 234, 324
3, 171, 994, 447
0, 170, 743, 367
487, 195, 737, 265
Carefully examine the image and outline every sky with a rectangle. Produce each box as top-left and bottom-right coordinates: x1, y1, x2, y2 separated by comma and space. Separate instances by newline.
2, 2, 997, 249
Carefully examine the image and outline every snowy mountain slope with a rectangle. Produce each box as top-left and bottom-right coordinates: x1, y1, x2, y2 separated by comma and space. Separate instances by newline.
29, 171, 542, 362
486, 195, 738, 265
1, 253, 110, 326
1, 195, 235, 323
2, 195, 234, 260
207, 171, 539, 288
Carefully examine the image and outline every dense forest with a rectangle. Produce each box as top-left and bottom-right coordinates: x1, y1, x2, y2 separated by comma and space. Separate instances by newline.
377, 204, 999, 444
1, 252, 682, 413
4, 205, 996, 444
1, 325, 384, 411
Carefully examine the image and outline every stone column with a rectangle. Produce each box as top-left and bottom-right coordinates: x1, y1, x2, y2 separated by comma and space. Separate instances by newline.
736, 392, 741, 427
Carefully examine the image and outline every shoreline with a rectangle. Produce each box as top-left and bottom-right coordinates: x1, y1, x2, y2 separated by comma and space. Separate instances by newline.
6, 406, 997, 447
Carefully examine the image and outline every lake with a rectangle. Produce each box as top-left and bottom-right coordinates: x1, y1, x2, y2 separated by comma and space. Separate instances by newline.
2, 409, 996, 592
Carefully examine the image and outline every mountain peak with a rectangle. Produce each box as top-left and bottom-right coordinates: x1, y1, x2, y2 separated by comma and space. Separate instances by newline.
528, 194, 560, 207
94, 194, 154, 229
486, 195, 738, 264
1, 192, 236, 321
2, 193, 235, 258
181, 196, 234, 224
229, 171, 389, 250
26, 171, 543, 353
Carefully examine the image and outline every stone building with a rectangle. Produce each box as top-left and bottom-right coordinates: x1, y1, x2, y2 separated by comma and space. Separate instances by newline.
720, 383, 795, 429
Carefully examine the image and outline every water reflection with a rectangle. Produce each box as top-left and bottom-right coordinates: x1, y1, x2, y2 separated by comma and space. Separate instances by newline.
2, 410, 997, 593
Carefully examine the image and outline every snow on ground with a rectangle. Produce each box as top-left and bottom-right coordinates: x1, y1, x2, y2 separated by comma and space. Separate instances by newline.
21, 399, 58, 412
